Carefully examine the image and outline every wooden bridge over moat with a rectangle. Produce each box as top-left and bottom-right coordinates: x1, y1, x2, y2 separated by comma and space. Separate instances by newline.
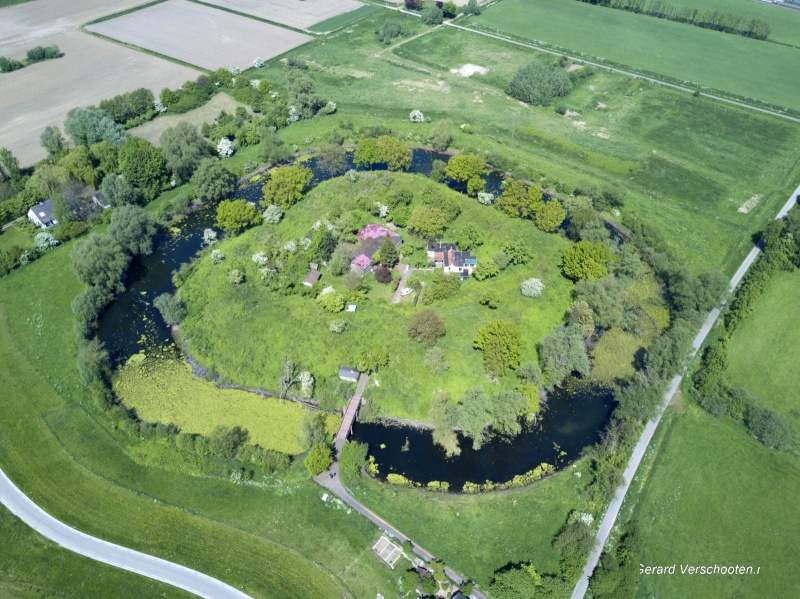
335, 373, 369, 447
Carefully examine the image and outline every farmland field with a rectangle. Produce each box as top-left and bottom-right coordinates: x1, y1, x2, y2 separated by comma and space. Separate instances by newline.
86, 0, 312, 70
468, 0, 800, 111
251, 15, 800, 274
202, 0, 364, 29
113, 355, 341, 454
0, 30, 197, 166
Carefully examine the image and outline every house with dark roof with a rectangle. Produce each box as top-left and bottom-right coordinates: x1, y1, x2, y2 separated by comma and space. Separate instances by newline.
27, 199, 56, 229
427, 242, 477, 279
350, 224, 403, 276
339, 366, 360, 383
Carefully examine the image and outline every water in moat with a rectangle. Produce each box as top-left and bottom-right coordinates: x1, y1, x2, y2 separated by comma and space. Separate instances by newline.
96, 149, 613, 488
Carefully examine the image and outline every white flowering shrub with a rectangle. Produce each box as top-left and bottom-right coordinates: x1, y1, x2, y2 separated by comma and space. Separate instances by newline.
259, 268, 276, 282
300, 237, 312, 250
283, 240, 297, 253
34, 232, 58, 250
250, 79, 260, 89
228, 66, 241, 76
329, 319, 347, 334
345, 169, 359, 183
318, 101, 337, 116
568, 511, 594, 527
253, 56, 264, 68
311, 220, 322, 231
297, 371, 315, 398
202, 228, 217, 245
227, 269, 244, 284
477, 192, 494, 205
287, 106, 299, 125
320, 286, 335, 295
270, 91, 279, 99
153, 99, 167, 114
374, 201, 389, 218
262, 205, 283, 224
521, 278, 545, 298
409, 109, 424, 123
217, 138, 234, 158
211, 249, 225, 264
251, 252, 269, 266
19, 250, 32, 266
460, 123, 474, 134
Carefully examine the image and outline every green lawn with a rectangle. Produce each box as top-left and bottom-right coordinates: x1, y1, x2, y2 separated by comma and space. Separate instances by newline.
113, 355, 341, 454
0, 223, 33, 252
178, 173, 573, 420
0, 244, 397, 599
469, 0, 800, 111
627, 405, 800, 598
251, 14, 800, 274
726, 270, 800, 426
345, 459, 595, 588
307, 4, 382, 33
0, 0, 35, 8
0, 503, 189, 598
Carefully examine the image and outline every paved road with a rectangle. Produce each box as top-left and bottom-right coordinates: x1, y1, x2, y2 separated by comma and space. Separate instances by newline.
0, 468, 251, 599
390, 264, 412, 305
571, 184, 800, 599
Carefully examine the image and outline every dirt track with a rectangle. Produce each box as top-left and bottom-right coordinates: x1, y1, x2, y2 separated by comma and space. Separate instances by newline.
86, 0, 311, 70
201, 0, 363, 29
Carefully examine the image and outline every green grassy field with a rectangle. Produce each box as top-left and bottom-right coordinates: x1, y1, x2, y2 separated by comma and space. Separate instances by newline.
468, 0, 800, 111
0, 223, 33, 252
345, 458, 595, 587
726, 270, 800, 426
307, 4, 382, 33
251, 14, 800, 275
672, 0, 800, 46
625, 404, 800, 598
113, 355, 341, 454
0, 504, 189, 598
0, 244, 398, 599
178, 173, 573, 420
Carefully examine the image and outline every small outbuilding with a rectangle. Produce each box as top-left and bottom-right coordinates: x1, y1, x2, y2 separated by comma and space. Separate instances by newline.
346, 304, 357, 313
92, 191, 110, 210
339, 366, 360, 383
27, 199, 56, 229
302, 269, 321, 287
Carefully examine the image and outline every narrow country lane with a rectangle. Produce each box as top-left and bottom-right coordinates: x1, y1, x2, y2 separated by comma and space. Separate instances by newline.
0, 468, 251, 599
571, 184, 800, 599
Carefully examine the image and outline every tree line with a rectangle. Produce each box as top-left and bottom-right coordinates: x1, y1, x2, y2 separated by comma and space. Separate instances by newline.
578, 0, 772, 40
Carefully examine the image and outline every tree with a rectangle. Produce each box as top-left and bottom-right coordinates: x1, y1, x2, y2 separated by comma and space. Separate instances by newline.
191, 157, 236, 202
154, 293, 186, 326
318, 291, 345, 313
745, 405, 791, 450
473, 259, 499, 281
420, 183, 461, 220
408, 204, 446, 239
357, 346, 389, 374
305, 443, 333, 475
0, 147, 21, 183
71, 285, 113, 321
539, 325, 590, 390
490, 563, 543, 599
108, 205, 157, 256
430, 392, 460, 456
287, 70, 327, 119
76, 337, 110, 385
374, 264, 393, 283
445, 154, 486, 196
27, 163, 68, 198
496, 179, 541, 219
567, 300, 595, 336
101, 174, 141, 207
644, 323, 694, 380
329, 245, 352, 276
453, 222, 483, 250
574, 276, 625, 329
506, 61, 573, 106
339, 441, 369, 480
407, 309, 446, 345
429, 120, 453, 151
422, 270, 461, 304
90, 140, 119, 175
480, 288, 499, 309
421, 5, 444, 24
562, 240, 612, 281
376, 18, 407, 44
376, 235, 399, 266
491, 389, 527, 437
208, 425, 249, 459
261, 165, 313, 209
71, 234, 131, 291
118, 137, 168, 201
466, 0, 481, 15
316, 143, 349, 176
521, 278, 545, 298
214, 200, 261, 234
298, 411, 328, 452
503, 240, 532, 265
452, 388, 491, 449
40, 126, 67, 155
160, 122, 213, 184
64, 108, 128, 148
474, 320, 524, 377
533, 200, 566, 232
59, 146, 100, 187
441, 1, 457, 18
377, 135, 412, 171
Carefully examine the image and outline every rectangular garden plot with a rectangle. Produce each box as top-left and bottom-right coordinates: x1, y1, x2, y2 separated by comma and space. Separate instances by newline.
86, 0, 311, 71
201, 0, 364, 30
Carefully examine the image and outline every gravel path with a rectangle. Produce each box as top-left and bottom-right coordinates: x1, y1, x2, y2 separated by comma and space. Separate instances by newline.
571, 183, 800, 599
0, 468, 251, 599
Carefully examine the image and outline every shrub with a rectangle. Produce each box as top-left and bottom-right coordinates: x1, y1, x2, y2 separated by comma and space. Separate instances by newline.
521, 277, 545, 298
215, 199, 261, 234
34, 232, 58, 250
421, 6, 444, 24
424, 347, 450, 374
442, 2, 457, 18
329, 319, 347, 334
262, 204, 284, 224
318, 291, 345, 313
376, 18, 406, 44
339, 441, 368, 480
153, 293, 186, 326
506, 61, 573, 106
71, 285, 113, 321
480, 288, 499, 309
374, 265, 393, 283
474, 320, 524, 377
539, 325, 590, 390
473, 259, 500, 281
562, 240, 612, 281
409, 109, 424, 123
227, 269, 244, 284
745, 405, 792, 450
477, 192, 494, 205
503, 240, 532, 265
407, 309, 446, 345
